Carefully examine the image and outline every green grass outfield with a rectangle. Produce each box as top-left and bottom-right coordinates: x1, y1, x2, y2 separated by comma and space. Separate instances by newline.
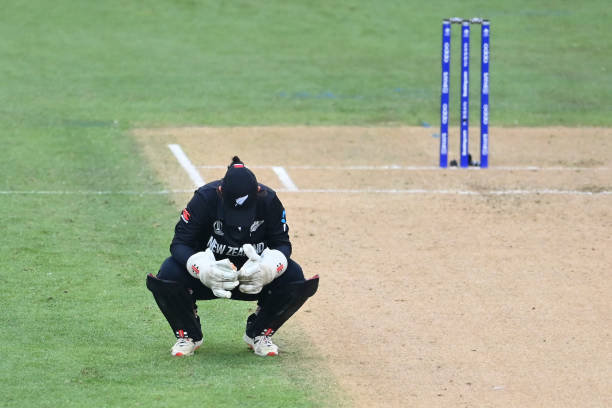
0, 1, 610, 407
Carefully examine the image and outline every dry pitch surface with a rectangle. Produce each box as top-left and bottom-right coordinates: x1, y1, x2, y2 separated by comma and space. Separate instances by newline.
135, 126, 612, 408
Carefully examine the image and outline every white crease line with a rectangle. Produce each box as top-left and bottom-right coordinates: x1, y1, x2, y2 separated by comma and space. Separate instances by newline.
168, 144, 205, 187
271, 166, 299, 191
477, 166, 611, 171
276, 188, 612, 195
1, 189, 611, 196
0, 190, 194, 195
196, 164, 611, 171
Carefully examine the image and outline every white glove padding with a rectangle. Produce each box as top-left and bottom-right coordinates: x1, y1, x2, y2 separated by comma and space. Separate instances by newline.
186, 249, 239, 298
238, 244, 288, 294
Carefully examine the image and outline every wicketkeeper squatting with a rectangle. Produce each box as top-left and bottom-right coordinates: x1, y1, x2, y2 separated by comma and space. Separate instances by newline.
146, 156, 318, 357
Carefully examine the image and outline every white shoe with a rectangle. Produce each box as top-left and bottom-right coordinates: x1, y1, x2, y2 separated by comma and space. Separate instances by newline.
171, 337, 203, 357
243, 333, 279, 356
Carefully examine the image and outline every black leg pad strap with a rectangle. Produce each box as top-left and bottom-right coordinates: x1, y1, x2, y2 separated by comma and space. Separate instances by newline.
248, 275, 319, 337
146, 273, 203, 341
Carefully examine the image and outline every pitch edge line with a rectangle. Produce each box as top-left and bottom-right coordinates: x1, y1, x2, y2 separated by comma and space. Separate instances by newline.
1, 189, 611, 196
168, 144, 205, 187
272, 166, 299, 191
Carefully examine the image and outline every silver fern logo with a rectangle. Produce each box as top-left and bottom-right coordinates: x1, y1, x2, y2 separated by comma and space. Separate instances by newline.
250, 220, 264, 232
235, 194, 248, 206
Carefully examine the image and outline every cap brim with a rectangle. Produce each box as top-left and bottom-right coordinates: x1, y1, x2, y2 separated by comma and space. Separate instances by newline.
220, 202, 256, 227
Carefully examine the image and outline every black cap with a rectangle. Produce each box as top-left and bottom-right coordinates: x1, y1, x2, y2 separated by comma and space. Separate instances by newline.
220, 156, 258, 227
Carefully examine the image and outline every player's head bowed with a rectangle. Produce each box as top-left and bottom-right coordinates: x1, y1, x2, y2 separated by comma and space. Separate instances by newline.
219, 156, 259, 227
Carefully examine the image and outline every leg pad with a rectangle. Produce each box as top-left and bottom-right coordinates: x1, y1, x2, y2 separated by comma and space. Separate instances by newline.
247, 275, 319, 337
146, 273, 203, 341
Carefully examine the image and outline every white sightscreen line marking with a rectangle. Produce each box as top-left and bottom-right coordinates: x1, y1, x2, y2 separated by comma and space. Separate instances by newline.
168, 144, 205, 188
271, 166, 299, 191
1, 189, 611, 196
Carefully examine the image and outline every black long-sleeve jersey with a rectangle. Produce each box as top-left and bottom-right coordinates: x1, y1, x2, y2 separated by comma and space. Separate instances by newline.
170, 180, 291, 270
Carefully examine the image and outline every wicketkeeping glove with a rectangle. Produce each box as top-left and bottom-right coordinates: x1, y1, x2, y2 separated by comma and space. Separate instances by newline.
186, 249, 239, 298
238, 244, 288, 294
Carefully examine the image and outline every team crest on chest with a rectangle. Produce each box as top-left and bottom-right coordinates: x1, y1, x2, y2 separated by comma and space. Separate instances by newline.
213, 220, 224, 236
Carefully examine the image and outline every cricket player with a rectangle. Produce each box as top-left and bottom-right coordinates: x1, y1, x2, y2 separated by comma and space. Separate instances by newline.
146, 156, 318, 357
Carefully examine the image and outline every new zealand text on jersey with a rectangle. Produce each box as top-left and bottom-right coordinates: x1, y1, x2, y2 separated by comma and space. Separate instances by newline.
207, 236, 265, 257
